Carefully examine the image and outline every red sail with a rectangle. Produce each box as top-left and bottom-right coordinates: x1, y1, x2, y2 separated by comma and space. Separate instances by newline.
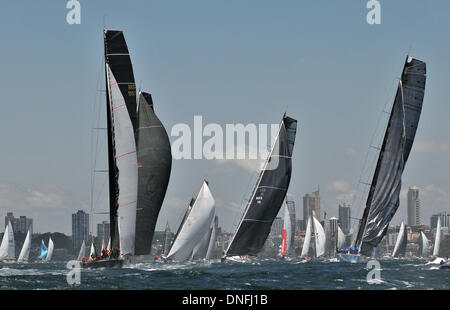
281, 229, 288, 257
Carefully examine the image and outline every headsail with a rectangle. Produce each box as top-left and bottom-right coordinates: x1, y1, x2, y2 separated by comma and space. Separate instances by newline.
300, 217, 312, 258
337, 226, 346, 249
89, 241, 97, 258
167, 181, 216, 261
225, 115, 297, 257
77, 240, 86, 261
355, 57, 426, 256
205, 216, 218, 260
38, 240, 47, 260
392, 222, 407, 258
433, 217, 441, 257
104, 29, 138, 256
0, 221, 15, 260
312, 211, 326, 257
134, 91, 172, 255
45, 238, 54, 262
17, 229, 31, 263
419, 231, 430, 257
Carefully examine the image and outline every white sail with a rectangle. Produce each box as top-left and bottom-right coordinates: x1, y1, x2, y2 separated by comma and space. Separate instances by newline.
205, 217, 218, 260
167, 181, 216, 261
17, 229, 31, 262
107, 238, 111, 252
191, 228, 212, 260
312, 212, 326, 257
101, 239, 105, 252
337, 226, 346, 249
282, 203, 293, 256
89, 242, 96, 258
77, 240, 86, 261
433, 217, 441, 257
300, 217, 312, 257
392, 222, 405, 257
106, 64, 138, 257
420, 232, 430, 257
0, 221, 15, 260
45, 238, 54, 262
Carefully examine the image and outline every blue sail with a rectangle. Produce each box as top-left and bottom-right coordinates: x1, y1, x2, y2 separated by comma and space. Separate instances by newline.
38, 240, 47, 260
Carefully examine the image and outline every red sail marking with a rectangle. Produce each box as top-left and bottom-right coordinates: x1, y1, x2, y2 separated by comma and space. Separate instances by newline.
116, 150, 136, 160
281, 229, 287, 257
118, 201, 137, 209
113, 104, 126, 111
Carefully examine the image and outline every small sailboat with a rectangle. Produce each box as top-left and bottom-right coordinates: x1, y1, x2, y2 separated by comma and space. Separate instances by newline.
165, 180, 216, 262
223, 114, 297, 262
300, 216, 312, 260
0, 221, 15, 263
337, 226, 346, 250
17, 229, 31, 263
392, 222, 407, 259
338, 57, 426, 263
429, 217, 445, 264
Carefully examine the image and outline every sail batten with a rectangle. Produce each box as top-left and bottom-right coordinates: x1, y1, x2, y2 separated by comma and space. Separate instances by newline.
355, 57, 426, 256
225, 115, 297, 257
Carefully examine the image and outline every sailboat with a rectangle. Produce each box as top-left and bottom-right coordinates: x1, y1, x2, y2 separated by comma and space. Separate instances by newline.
429, 217, 445, 264
337, 57, 426, 263
83, 29, 138, 268
279, 197, 295, 260
17, 229, 31, 263
0, 221, 15, 263
392, 222, 407, 259
300, 216, 312, 259
164, 181, 216, 262
38, 238, 54, 262
337, 226, 346, 250
134, 91, 172, 257
205, 216, 219, 260
223, 114, 297, 262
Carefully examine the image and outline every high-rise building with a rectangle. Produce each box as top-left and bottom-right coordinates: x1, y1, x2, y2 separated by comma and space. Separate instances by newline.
430, 214, 439, 229
97, 221, 110, 248
431, 212, 450, 229
407, 186, 420, 226
72, 210, 89, 253
5, 212, 33, 234
303, 188, 321, 221
338, 203, 351, 234
270, 217, 283, 236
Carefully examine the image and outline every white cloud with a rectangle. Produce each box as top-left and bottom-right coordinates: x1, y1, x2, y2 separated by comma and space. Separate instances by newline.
412, 141, 450, 153
328, 180, 351, 192
342, 146, 360, 157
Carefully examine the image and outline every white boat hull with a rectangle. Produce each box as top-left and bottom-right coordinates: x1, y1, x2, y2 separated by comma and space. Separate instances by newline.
337, 254, 364, 263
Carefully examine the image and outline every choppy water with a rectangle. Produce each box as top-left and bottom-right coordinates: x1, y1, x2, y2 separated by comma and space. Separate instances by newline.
0, 257, 448, 290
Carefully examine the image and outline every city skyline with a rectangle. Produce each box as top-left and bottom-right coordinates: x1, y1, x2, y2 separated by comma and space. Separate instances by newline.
0, 1, 449, 235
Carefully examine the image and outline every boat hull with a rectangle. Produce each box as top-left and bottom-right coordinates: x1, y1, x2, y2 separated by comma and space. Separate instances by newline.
337, 254, 364, 263
81, 259, 124, 268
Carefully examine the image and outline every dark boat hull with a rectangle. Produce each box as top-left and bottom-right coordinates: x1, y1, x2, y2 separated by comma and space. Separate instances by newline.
440, 262, 450, 269
81, 259, 123, 269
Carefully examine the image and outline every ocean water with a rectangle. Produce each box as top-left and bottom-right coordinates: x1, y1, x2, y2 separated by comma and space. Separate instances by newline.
0, 257, 447, 290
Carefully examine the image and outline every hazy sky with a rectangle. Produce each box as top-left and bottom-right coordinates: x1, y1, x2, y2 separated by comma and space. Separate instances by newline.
0, 1, 449, 235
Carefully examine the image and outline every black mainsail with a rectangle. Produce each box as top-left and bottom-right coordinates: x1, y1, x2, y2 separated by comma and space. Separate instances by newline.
104, 29, 138, 252
354, 57, 426, 256
134, 92, 172, 255
225, 115, 297, 257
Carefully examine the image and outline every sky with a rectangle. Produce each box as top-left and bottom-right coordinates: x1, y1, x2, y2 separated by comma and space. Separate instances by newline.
0, 0, 449, 235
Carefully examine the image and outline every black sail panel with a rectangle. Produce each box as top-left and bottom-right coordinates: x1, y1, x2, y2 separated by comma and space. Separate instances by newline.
134, 92, 172, 255
103, 29, 137, 248
226, 115, 297, 256
357, 57, 426, 256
